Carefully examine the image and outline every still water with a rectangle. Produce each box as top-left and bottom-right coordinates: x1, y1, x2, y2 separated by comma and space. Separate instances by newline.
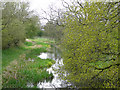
37, 47, 72, 88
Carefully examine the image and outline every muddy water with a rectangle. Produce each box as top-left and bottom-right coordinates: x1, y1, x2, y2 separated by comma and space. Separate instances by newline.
37, 46, 72, 88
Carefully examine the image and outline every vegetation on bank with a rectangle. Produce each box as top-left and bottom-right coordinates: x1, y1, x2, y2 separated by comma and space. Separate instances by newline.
1, 2, 43, 49
42, 1, 119, 88
2, 38, 55, 88
1, 0, 120, 88
59, 2, 119, 88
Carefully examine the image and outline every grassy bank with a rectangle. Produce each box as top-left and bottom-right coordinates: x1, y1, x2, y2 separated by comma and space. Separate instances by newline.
2, 47, 26, 67
2, 37, 55, 88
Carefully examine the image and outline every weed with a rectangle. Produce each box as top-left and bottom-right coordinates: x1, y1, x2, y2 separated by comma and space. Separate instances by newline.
2, 38, 55, 88
24, 42, 33, 46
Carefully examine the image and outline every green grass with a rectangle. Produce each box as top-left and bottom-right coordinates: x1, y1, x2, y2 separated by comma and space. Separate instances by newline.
24, 41, 33, 46
36, 42, 49, 45
2, 37, 54, 68
2, 47, 26, 67
2, 37, 55, 88
25, 48, 47, 59
30, 37, 55, 44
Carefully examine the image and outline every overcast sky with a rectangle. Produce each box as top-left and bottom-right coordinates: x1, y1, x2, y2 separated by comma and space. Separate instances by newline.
27, 0, 86, 25
28, 0, 64, 25
29, 0, 63, 10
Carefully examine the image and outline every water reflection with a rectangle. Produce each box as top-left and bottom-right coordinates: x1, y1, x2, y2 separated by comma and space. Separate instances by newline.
37, 47, 71, 88
27, 82, 34, 88
38, 53, 55, 60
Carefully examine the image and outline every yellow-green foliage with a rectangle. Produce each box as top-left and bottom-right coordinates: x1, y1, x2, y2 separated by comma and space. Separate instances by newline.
60, 1, 119, 88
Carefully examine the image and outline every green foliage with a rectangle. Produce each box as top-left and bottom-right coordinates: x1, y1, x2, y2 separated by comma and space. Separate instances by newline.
24, 42, 33, 46
2, 19, 25, 49
2, 2, 26, 49
2, 47, 26, 67
37, 30, 44, 37
25, 15, 41, 38
59, 1, 119, 88
43, 20, 64, 43
1, 2, 41, 49
25, 48, 47, 59
2, 38, 55, 88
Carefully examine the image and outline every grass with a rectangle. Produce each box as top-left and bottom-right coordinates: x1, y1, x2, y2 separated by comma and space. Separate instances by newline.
2, 37, 55, 88
30, 37, 55, 44
2, 47, 26, 67
24, 41, 33, 46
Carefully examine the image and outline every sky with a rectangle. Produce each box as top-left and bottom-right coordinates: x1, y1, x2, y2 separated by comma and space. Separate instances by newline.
28, 0, 64, 25
26, 0, 85, 25
29, 0, 63, 11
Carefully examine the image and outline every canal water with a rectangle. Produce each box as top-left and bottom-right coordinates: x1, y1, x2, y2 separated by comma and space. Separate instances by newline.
37, 46, 72, 88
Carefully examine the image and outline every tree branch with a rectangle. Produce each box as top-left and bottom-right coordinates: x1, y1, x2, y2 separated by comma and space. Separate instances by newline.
77, 1, 84, 8
91, 63, 120, 80
95, 63, 120, 71
102, 52, 120, 55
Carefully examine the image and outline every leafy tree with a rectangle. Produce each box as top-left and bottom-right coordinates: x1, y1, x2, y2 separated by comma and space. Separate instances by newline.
25, 15, 41, 38
37, 30, 43, 37
2, 2, 26, 49
1, 2, 41, 49
43, 20, 64, 44
40, 6, 65, 43
2, 19, 25, 48
59, 1, 119, 88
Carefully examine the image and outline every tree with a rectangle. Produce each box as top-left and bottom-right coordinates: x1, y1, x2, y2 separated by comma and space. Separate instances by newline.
1, 2, 41, 49
25, 15, 41, 38
41, 6, 65, 43
2, 2, 26, 49
59, 1, 119, 88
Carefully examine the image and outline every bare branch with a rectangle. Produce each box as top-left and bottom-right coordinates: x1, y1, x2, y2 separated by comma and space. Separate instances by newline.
77, 1, 84, 8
